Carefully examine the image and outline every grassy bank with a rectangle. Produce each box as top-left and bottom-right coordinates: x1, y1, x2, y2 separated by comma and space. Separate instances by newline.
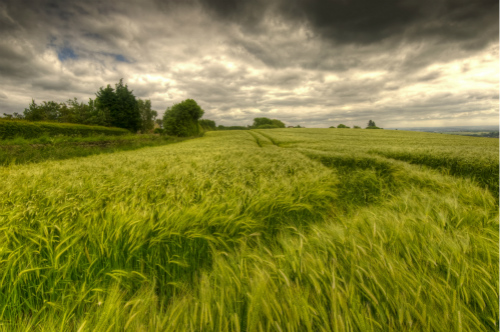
0, 129, 497, 331
0, 134, 191, 166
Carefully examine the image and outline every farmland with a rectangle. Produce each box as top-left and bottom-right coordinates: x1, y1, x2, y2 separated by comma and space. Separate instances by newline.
0, 129, 498, 331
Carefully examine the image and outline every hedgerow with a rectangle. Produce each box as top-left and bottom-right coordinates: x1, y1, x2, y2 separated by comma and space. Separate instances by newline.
0, 120, 129, 139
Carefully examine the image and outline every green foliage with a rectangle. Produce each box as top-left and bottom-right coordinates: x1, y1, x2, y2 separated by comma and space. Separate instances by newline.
65, 98, 110, 126
256, 124, 279, 129
163, 99, 205, 137
96, 79, 142, 132
0, 134, 187, 166
155, 118, 164, 129
366, 120, 382, 129
199, 119, 217, 131
23, 97, 110, 127
0, 119, 128, 139
217, 125, 249, 130
154, 128, 165, 134
23, 99, 63, 121
2, 112, 23, 120
0, 129, 497, 331
329, 126, 336, 128
353, 125, 361, 129
271, 119, 285, 128
337, 123, 350, 128
138, 99, 157, 133
252, 117, 285, 128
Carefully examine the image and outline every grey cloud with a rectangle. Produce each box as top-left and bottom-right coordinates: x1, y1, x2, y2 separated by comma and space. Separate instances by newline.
0, 0, 497, 128
417, 70, 441, 82
198, 0, 498, 46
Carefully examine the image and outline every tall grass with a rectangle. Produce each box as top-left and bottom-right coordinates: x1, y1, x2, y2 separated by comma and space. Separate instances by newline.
0, 129, 497, 331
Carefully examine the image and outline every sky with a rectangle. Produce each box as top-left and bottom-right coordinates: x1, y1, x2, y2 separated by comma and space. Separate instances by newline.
0, 0, 498, 128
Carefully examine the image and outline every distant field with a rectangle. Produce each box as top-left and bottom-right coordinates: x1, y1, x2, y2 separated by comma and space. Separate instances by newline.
0, 129, 498, 331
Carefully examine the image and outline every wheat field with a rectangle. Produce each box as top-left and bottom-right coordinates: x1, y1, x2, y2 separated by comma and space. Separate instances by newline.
0, 129, 497, 331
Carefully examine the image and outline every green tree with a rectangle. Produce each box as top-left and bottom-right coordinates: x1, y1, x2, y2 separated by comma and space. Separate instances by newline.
253, 117, 273, 127
271, 119, 285, 128
199, 119, 216, 131
337, 124, 349, 128
96, 79, 141, 132
23, 100, 61, 122
163, 99, 205, 137
115, 79, 141, 132
155, 119, 164, 129
3, 112, 23, 120
138, 99, 157, 133
366, 120, 382, 129
252, 117, 285, 128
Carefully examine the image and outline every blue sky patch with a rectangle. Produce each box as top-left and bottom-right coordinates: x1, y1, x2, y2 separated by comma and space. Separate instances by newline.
114, 54, 129, 63
58, 47, 77, 61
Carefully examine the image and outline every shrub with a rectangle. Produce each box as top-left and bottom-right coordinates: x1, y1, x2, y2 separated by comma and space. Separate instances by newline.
366, 126, 382, 129
217, 125, 249, 131
337, 124, 350, 128
199, 119, 217, 131
163, 99, 204, 137
252, 117, 285, 128
154, 128, 165, 134
0, 119, 128, 139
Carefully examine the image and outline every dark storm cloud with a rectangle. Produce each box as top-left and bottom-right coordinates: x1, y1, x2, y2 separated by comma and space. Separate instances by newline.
198, 0, 498, 46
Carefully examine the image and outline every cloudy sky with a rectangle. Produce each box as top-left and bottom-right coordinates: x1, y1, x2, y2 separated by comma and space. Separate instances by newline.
0, 0, 498, 128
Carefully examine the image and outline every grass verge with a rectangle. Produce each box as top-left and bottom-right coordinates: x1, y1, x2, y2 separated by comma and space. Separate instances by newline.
0, 135, 193, 166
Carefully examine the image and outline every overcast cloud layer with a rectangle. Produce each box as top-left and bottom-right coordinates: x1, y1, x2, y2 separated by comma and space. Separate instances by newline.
0, 0, 498, 127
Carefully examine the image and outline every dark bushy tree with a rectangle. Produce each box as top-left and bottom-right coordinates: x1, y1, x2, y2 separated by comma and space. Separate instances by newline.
96, 79, 141, 132
337, 124, 350, 128
24, 100, 60, 121
366, 120, 382, 129
95, 85, 116, 123
252, 117, 285, 129
163, 99, 204, 137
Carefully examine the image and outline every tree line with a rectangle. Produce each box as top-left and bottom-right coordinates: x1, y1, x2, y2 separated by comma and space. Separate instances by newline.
3, 79, 158, 134
329, 120, 381, 129
2, 78, 381, 136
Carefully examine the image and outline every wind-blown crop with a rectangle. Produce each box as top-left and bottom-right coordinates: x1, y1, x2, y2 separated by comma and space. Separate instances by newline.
0, 129, 497, 331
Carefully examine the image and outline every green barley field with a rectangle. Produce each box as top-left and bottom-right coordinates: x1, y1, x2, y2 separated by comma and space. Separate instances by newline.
0, 129, 498, 331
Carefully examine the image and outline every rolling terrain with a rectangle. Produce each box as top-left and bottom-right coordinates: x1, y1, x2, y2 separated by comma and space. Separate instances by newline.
0, 129, 498, 331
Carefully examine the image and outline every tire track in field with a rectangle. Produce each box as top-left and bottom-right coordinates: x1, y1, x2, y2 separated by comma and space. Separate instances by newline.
247, 131, 273, 147
253, 130, 279, 146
